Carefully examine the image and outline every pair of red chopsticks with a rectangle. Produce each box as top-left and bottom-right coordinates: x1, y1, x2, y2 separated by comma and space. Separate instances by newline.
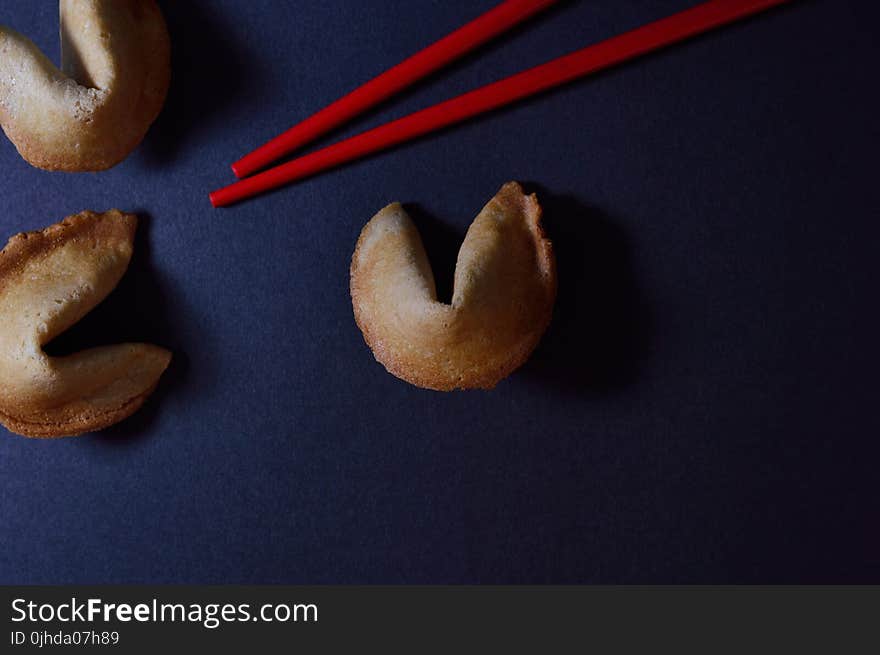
210, 0, 792, 207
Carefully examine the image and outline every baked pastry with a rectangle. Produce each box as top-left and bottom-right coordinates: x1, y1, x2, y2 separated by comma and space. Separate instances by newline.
0, 0, 170, 171
351, 182, 556, 390
0, 210, 171, 438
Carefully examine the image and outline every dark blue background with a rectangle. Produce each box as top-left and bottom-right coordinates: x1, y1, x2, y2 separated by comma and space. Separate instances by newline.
0, 0, 877, 583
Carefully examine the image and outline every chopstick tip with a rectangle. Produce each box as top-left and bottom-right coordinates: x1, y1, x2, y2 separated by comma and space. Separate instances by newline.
230, 161, 246, 179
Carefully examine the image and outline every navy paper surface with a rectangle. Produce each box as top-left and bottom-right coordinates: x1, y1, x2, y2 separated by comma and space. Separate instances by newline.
0, 1, 877, 583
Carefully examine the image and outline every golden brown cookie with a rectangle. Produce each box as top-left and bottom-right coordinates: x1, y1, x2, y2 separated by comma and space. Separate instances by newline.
351, 182, 556, 391
0, 210, 171, 438
0, 1, 170, 171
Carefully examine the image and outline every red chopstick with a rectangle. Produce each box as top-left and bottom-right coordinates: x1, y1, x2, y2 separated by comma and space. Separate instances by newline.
231, 0, 559, 178
210, 0, 792, 208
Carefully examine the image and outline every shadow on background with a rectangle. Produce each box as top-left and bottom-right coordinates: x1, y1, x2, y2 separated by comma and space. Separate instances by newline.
141, 0, 264, 164
520, 184, 651, 394
402, 203, 462, 305
44, 213, 189, 445
406, 187, 651, 395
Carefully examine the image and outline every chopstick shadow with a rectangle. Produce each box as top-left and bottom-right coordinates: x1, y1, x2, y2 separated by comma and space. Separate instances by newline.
43, 213, 191, 445
520, 184, 651, 394
140, 0, 265, 164
405, 187, 651, 394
